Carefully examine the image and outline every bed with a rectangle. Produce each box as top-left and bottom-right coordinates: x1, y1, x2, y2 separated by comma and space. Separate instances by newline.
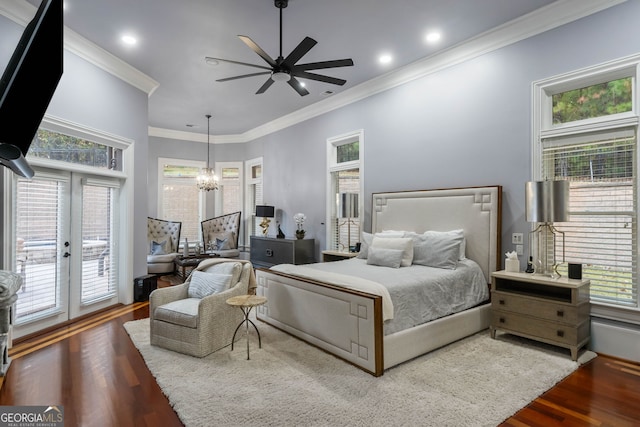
255, 186, 502, 376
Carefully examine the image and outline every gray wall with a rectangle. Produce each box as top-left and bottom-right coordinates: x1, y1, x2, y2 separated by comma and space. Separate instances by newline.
161, 1, 640, 265
0, 14, 150, 282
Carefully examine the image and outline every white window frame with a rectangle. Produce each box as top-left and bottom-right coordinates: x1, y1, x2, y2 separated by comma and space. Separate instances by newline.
326, 129, 364, 251
214, 161, 244, 217
244, 157, 263, 248
532, 54, 640, 322
157, 157, 206, 244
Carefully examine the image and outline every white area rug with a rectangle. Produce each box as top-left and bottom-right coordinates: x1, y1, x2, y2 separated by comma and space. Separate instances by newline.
124, 318, 595, 427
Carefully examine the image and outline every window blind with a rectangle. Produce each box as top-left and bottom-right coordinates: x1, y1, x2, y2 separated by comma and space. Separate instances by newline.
542, 129, 637, 307
14, 176, 67, 323
80, 182, 118, 304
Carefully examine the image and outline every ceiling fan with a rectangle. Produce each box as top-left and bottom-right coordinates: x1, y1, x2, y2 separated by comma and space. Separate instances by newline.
205, 0, 354, 96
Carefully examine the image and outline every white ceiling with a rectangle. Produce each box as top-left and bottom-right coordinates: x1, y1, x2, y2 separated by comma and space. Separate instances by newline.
20, 0, 569, 137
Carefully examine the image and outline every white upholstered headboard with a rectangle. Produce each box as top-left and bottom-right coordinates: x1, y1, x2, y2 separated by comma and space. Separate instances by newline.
371, 186, 502, 282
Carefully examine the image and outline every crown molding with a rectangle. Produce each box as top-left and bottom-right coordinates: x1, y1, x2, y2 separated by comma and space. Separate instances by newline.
150, 0, 626, 144
0, 0, 159, 96
1, 0, 625, 143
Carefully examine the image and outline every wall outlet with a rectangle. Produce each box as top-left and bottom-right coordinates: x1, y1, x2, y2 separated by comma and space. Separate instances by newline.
516, 244, 523, 256
512, 233, 524, 245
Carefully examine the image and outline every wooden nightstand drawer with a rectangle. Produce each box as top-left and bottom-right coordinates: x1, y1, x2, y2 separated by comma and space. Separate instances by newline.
492, 292, 582, 324
491, 311, 587, 346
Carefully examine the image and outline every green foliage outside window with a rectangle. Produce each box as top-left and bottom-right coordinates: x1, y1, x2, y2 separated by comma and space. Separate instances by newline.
29, 129, 120, 170
337, 141, 359, 163
552, 77, 632, 124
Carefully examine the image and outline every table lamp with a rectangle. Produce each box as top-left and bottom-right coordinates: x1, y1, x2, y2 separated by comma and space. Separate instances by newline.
525, 180, 569, 278
256, 205, 274, 236
337, 192, 359, 252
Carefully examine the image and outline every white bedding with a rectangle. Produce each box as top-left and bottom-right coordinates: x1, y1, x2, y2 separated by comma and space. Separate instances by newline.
273, 258, 489, 335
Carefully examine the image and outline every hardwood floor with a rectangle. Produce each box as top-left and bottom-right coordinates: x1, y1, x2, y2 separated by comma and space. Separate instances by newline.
0, 300, 638, 426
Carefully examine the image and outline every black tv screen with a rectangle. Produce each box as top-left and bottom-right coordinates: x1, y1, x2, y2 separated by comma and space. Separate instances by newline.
0, 0, 63, 178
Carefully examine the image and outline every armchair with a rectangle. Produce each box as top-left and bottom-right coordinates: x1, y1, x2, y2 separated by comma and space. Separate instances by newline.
201, 211, 241, 258
147, 217, 182, 274
149, 259, 256, 357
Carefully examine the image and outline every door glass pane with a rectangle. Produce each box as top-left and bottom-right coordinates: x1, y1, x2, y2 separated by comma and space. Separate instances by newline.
81, 184, 118, 303
331, 168, 360, 250
14, 177, 66, 323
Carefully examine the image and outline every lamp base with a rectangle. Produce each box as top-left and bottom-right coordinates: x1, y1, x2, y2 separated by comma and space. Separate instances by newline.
259, 218, 271, 236
529, 223, 564, 279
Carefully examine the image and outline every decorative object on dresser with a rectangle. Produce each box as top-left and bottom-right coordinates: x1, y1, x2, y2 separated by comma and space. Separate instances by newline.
276, 223, 285, 238
293, 212, 306, 239
525, 180, 569, 278
250, 236, 315, 269
490, 270, 590, 360
196, 114, 219, 192
337, 192, 359, 251
256, 205, 275, 236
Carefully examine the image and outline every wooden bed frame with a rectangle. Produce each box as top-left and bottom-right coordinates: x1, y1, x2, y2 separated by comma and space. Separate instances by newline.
256, 186, 502, 376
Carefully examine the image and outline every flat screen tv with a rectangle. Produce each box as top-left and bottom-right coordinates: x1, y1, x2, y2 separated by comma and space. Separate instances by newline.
0, 0, 63, 178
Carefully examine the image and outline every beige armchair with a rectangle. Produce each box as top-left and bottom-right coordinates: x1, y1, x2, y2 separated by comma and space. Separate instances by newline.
201, 211, 241, 258
147, 217, 182, 274
149, 259, 256, 357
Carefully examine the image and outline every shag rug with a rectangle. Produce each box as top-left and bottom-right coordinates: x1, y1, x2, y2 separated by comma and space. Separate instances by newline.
124, 318, 595, 427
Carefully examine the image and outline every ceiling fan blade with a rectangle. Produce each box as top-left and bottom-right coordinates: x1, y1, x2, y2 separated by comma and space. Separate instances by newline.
288, 77, 309, 96
216, 71, 271, 82
282, 37, 317, 67
256, 77, 275, 94
238, 35, 277, 67
205, 57, 272, 71
293, 58, 354, 71
292, 71, 347, 86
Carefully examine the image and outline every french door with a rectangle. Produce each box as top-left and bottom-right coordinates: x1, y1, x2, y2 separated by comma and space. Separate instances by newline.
12, 169, 120, 338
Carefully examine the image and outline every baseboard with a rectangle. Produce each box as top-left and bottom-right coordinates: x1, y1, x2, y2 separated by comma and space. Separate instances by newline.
591, 318, 640, 363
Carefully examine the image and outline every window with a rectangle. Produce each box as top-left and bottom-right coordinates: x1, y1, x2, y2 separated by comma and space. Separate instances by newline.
158, 158, 205, 244
215, 162, 243, 216
326, 131, 364, 251
245, 157, 263, 245
533, 56, 639, 310
29, 129, 123, 171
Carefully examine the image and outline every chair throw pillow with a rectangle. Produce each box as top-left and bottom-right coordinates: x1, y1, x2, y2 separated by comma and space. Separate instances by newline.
150, 240, 167, 255
214, 238, 231, 251
204, 262, 243, 285
188, 270, 233, 298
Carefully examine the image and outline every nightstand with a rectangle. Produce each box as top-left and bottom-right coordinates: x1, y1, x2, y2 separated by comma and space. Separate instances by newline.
490, 271, 590, 360
321, 250, 359, 262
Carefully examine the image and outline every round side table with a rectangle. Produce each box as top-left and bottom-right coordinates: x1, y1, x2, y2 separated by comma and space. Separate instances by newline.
226, 295, 267, 360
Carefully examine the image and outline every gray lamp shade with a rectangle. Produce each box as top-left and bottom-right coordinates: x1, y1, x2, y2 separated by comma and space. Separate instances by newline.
525, 180, 569, 223
255, 205, 275, 218
338, 193, 359, 218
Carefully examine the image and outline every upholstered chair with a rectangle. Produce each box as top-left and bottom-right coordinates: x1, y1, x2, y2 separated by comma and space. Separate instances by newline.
149, 259, 256, 357
147, 217, 182, 274
201, 211, 242, 258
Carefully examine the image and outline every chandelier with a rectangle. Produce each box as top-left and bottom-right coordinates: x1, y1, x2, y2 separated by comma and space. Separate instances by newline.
196, 114, 219, 191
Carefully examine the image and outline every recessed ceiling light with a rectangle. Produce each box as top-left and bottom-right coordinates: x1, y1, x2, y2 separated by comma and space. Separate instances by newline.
186, 124, 198, 128
205, 57, 219, 66
321, 90, 334, 96
379, 54, 393, 65
121, 34, 138, 46
425, 32, 441, 43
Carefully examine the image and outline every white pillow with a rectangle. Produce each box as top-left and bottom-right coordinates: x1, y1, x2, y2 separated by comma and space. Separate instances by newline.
204, 262, 243, 284
412, 231, 463, 269
188, 271, 233, 298
366, 247, 403, 268
357, 231, 408, 259
426, 229, 466, 260
371, 236, 413, 267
